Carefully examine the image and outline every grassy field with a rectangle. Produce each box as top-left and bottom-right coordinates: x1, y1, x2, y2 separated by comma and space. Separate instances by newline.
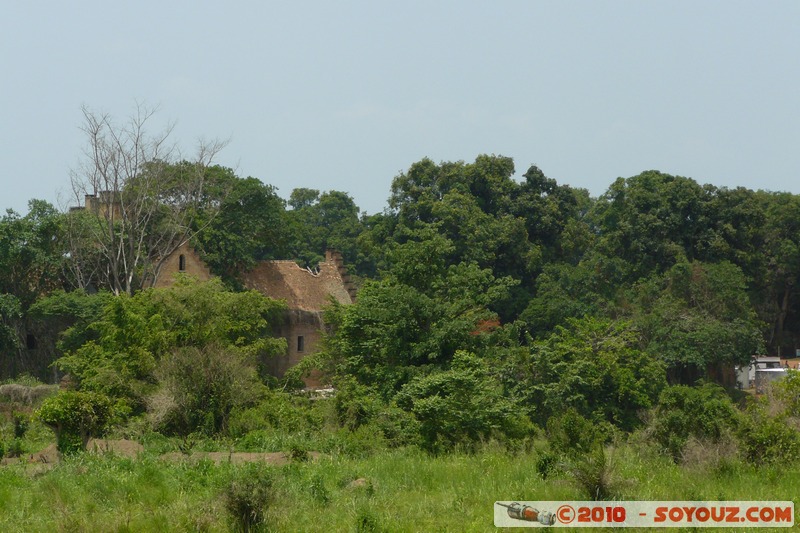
0, 434, 798, 532
2, 382, 798, 532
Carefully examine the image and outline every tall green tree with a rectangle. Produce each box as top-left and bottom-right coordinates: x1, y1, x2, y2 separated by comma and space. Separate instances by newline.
325, 229, 516, 397
384, 156, 589, 323
0, 200, 65, 364
590, 171, 713, 281
0, 200, 65, 307
285, 189, 363, 267
513, 317, 666, 431
192, 169, 288, 284
759, 192, 800, 353
631, 261, 764, 381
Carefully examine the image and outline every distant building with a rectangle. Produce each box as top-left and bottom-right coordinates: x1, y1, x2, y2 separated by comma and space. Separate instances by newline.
157, 247, 355, 385
736, 356, 789, 392
70, 192, 123, 220
240, 250, 355, 383
151, 242, 213, 288
58, 190, 357, 386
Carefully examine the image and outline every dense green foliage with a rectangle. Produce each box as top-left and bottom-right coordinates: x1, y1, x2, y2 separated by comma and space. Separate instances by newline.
3, 150, 800, 529
394, 351, 529, 453
650, 383, 739, 461
524, 317, 666, 431
36, 391, 116, 453
0, 436, 798, 531
153, 344, 266, 436
50, 279, 285, 427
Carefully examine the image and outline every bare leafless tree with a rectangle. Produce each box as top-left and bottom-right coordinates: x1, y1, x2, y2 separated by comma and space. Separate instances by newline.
67, 103, 227, 295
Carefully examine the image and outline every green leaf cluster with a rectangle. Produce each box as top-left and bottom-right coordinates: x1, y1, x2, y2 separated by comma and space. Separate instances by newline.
650, 383, 738, 461
395, 351, 529, 453
524, 317, 666, 431
36, 390, 116, 453
55, 278, 286, 409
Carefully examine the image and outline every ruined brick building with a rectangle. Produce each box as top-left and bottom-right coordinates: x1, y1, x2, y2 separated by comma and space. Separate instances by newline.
7, 192, 355, 384
157, 245, 355, 382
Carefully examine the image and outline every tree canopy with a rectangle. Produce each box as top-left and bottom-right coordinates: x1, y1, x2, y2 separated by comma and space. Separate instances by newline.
6, 145, 800, 451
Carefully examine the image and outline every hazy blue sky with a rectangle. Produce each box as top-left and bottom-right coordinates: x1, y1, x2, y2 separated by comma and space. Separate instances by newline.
3, 1, 799, 216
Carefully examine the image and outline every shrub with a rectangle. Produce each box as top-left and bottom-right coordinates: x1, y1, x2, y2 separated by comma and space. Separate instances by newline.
36, 390, 115, 454
53, 279, 287, 411
224, 464, 273, 532
5, 438, 25, 458
395, 351, 532, 453
650, 383, 738, 461
680, 433, 741, 471
546, 408, 607, 456
354, 508, 383, 533
151, 344, 265, 436
329, 424, 388, 458
546, 410, 619, 500
738, 406, 800, 466
535, 449, 558, 480
289, 443, 309, 462
526, 317, 666, 432
775, 368, 800, 418
370, 404, 422, 448
570, 445, 616, 501
0, 383, 58, 405
332, 377, 382, 431
309, 473, 330, 505
227, 391, 322, 438
12, 411, 29, 439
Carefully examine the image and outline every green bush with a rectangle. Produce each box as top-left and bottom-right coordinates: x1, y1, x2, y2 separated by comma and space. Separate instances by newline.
739, 406, 800, 466
546, 408, 607, 456
354, 507, 384, 533
535, 449, 558, 480
227, 391, 322, 438
370, 404, 422, 448
395, 352, 531, 453
650, 383, 738, 461
775, 368, 800, 417
53, 279, 287, 411
223, 464, 273, 532
12, 411, 29, 439
525, 317, 666, 432
289, 443, 309, 462
329, 424, 388, 458
5, 438, 24, 458
332, 377, 383, 431
151, 344, 266, 436
570, 445, 617, 501
36, 390, 115, 454
308, 473, 330, 505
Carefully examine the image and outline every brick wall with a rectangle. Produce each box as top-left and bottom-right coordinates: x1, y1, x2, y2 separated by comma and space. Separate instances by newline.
262, 309, 324, 387
152, 242, 212, 288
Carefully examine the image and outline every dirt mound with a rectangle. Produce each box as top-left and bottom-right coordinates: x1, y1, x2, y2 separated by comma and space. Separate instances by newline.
31, 443, 60, 463
159, 451, 321, 465
87, 439, 144, 458
0, 443, 60, 466
1, 440, 144, 467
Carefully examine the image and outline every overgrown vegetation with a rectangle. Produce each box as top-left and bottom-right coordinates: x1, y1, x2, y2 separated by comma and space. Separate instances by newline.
2, 117, 800, 529
0, 441, 797, 532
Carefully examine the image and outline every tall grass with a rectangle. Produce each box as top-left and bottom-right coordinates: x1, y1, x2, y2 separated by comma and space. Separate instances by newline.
0, 442, 797, 531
